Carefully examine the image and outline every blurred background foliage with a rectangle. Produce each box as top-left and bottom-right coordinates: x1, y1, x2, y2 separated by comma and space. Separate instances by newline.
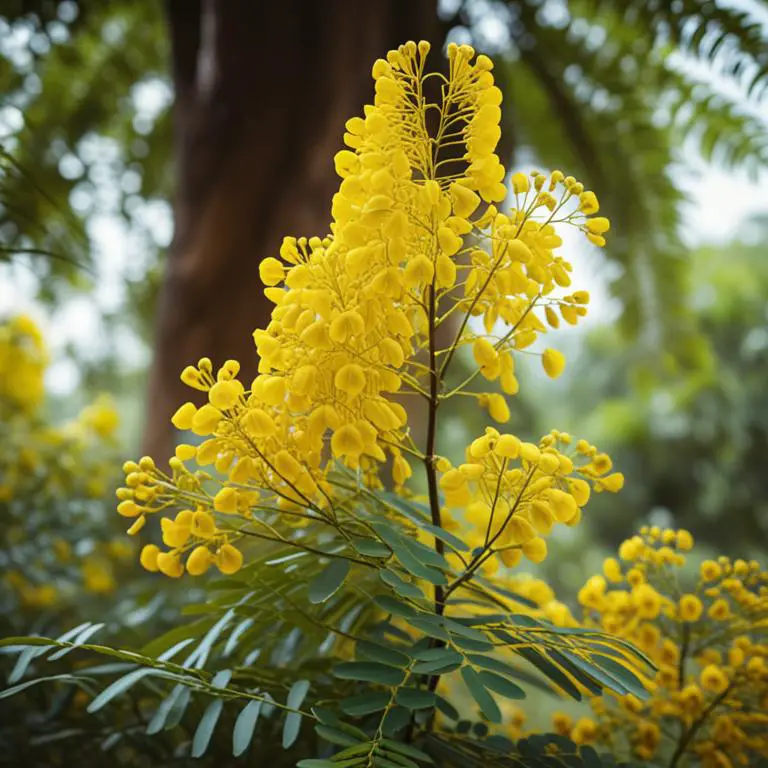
1, 0, 768, 764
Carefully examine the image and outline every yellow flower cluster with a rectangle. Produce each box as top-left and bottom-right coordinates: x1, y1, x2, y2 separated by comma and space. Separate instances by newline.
120, 41, 610, 578
0, 314, 47, 414
560, 529, 768, 766
0, 315, 124, 611
439, 429, 624, 572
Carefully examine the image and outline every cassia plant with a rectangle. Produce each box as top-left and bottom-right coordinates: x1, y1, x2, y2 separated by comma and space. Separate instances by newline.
553, 529, 768, 768
2, 42, 654, 767
0, 315, 128, 622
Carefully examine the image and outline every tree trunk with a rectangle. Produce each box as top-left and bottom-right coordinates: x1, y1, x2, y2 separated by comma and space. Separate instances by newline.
143, 0, 442, 458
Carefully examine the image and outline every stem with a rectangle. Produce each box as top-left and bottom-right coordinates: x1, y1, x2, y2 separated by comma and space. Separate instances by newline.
443, 469, 535, 599
668, 683, 734, 768
424, 281, 445, 615
438, 242, 510, 379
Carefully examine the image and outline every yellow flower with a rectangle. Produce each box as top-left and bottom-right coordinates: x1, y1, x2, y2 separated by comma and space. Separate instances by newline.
522, 537, 547, 563
619, 536, 644, 561
571, 717, 598, 744
186, 546, 213, 576
139, 544, 160, 572
679, 594, 703, 622
632, 583, 662, 619
597, 472, 624, 492
113, 42, 615, 585
541, 348, 566, 378
603, 557, 623, 583
156, 552, 184, 579
216, 544, 243, 575
708, 598, 731, 620
700, 664, 729, 694
701, 559, 722, 582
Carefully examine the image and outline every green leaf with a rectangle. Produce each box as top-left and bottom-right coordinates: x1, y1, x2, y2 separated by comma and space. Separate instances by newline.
411, 655, 462, 676
298, 761, 362, 768
380, 570, 424, 600
223, 618, 254, 658
435, 694, 459, 720
380, 738, 434, 763
210, 669, 233, 689
314, 724, 359, 747
375, 595, 417, 618
356, 641, 410, 668
165, 685, 192, 729
87, 638, 195, 713
192, 699, 224, 757
309, 560, 351, 604
334, 741, 377, 759
334, 662, 406, 686
379, 750, 420, 768
561, 651, 648, 699
287, 678, 310, 709
395, 688, 436, 710
391, 545, 447, 585
282, 711, 302, 749
513, 647, 582, 701
340, 691, 390, 716
141, 616, 217, 658
401, 538, 452, 571
443, 619, 493, 651
9, 623, 89, 683
185, 608, 236, 668
594, 655, 650, 699
282, 679, 310, 748
547, 650, 602, 696
146, 684, 186, 734
352, 539, 391, 558
86, 670, 153, 714
412, 647, 460, 662
443, 619, 490, 644
406, 616, 449, 642
448, 635, 493, 653
371, 523, 448, 583
47, 623, 105, 661
296, 761, 336, 768
381, 492, 431, 522
466, 654, 521, 678
461, 667, 501, 723
382, 705, 411, 736
416, 523, 471, 552
232, 699, 262, 757
374, 758, 407, 768
311, 706, 341, 727
0, 674, 84, 700
477, 670, 526, 700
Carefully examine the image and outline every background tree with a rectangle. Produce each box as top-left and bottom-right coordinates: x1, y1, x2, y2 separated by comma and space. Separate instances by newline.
149, 1, 443, 457
567, 222, 768, 553
1, 0, 767, 454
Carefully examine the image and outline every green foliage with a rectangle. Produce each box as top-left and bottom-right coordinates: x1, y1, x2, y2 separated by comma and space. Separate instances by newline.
0, 2, 170, 295
3, 4, 768, 765
492, 0, 768, 359
548, 228, 768, 552
1, 487, 656, 765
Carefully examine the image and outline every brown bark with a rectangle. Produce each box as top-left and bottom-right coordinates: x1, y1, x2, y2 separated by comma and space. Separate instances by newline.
143, 0, 443, 458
